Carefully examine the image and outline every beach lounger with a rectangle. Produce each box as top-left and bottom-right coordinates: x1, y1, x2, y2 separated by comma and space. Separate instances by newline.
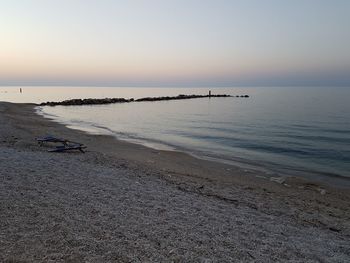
36, 135, 68, 146
48, 144, 87, 153
37, 135, 86, 153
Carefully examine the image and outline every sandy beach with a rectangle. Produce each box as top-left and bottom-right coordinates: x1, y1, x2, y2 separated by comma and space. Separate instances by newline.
0, 102, 349, 262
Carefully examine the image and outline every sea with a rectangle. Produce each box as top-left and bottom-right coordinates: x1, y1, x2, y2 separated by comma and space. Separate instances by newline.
1, 86, 349, 187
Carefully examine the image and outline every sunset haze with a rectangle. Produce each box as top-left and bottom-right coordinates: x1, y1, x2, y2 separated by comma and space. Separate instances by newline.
1, 0, 350, 86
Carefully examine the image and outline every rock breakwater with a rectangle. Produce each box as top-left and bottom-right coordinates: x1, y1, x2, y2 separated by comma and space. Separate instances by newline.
40, 94, 249, 106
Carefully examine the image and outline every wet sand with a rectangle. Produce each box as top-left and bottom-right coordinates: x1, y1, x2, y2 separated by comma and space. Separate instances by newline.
0, 102, 349, 262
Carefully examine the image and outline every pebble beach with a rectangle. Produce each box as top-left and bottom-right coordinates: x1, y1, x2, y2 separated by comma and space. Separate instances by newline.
1, 102, 349, 262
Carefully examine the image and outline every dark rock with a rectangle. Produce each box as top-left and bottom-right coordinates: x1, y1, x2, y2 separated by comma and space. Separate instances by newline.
329, 227, 341, 232
39, 93, 250, 107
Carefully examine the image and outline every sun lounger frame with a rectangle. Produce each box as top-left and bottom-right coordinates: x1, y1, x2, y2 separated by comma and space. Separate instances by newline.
48, 144, 87, 153
36, 135, 86, 153
36, 135, 68, 146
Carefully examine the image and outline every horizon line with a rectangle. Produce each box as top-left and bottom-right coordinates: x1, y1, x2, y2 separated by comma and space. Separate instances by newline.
1, 84, 349, 88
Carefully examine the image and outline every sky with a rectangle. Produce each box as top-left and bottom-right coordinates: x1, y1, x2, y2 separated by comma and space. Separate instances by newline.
0, 0, 349, 87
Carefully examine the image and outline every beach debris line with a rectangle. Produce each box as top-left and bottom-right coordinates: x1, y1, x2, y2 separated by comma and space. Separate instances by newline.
36, 135, 86, 153
39, 93, 249, 106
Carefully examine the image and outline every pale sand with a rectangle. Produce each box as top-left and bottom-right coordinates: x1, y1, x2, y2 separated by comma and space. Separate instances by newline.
0, 102, 349, 262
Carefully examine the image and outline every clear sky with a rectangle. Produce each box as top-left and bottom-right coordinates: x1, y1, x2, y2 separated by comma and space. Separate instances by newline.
1, 0, 349, 87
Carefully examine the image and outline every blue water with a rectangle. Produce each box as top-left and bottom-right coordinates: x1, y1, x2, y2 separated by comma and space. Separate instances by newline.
2, 86, 349, 185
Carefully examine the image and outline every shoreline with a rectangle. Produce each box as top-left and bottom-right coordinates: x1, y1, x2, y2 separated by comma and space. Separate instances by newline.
36, 103, 350, 189
1, 102, 350, 261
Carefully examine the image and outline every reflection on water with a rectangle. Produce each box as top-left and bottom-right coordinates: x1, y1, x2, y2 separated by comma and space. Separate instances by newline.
2, 86, 350, 186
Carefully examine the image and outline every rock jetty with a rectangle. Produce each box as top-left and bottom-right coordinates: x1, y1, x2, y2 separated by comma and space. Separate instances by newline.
135, 94, 232, 102
40, 94, 249, 106
40, 98, 134, 106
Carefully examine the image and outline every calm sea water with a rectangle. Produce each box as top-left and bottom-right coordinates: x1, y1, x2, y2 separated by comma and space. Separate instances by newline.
2, 86, 350, 186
